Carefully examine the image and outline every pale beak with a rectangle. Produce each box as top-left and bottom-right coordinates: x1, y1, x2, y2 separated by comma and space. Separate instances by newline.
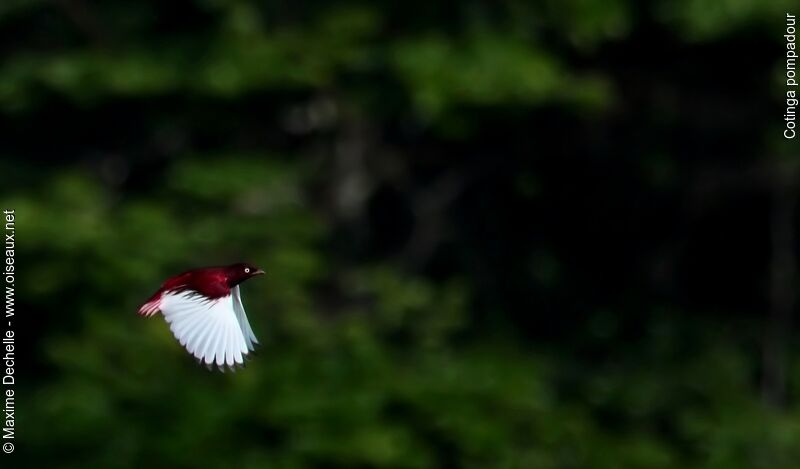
253, 269, 265, 276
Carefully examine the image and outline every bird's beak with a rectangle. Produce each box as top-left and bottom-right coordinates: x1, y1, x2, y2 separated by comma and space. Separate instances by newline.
253, 269, 265, 276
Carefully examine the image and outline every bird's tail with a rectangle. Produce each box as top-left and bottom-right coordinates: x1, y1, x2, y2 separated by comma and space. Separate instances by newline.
138, 293, 162, 317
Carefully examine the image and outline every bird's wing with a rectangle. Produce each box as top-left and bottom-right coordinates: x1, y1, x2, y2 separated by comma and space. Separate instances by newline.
159, 290, 250, 369
232, 285, 259, 351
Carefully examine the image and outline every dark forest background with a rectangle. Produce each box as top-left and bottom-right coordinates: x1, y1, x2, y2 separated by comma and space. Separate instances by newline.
2, 0, 799, 467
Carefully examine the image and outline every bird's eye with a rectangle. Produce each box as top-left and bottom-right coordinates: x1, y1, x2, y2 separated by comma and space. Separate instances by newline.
244, 267, 250, 273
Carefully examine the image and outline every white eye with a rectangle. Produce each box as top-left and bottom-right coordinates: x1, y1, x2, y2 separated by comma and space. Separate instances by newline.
244, 267, 250, 273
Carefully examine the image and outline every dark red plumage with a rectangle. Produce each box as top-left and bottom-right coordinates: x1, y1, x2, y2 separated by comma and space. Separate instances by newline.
139, 262, 264, 316
137, 262, 265, 369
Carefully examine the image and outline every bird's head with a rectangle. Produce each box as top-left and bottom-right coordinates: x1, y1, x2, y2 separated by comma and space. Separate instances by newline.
225, 262, 265, 287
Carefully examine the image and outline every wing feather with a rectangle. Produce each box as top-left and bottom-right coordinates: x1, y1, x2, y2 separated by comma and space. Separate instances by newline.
232, 286, 259, 351
159, 290, 250, 369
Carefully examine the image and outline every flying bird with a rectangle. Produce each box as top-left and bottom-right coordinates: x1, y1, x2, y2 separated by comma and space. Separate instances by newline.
138, 263, 264, 370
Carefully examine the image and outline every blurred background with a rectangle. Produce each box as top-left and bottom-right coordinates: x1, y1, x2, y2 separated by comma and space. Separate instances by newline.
2, 0, 799, 467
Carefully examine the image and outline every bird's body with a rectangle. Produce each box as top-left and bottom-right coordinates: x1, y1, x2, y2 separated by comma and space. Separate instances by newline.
138, 263, 264, 370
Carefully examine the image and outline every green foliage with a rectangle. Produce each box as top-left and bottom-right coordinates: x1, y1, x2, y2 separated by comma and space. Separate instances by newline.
1, 0, 797, 467
10, 158, 800, 468
657, 0, 796, 40
392, 32, 615, 119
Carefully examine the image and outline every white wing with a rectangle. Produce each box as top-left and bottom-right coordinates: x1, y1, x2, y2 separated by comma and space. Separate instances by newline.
160, 290, 250, 369
232, 286, 259, 351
